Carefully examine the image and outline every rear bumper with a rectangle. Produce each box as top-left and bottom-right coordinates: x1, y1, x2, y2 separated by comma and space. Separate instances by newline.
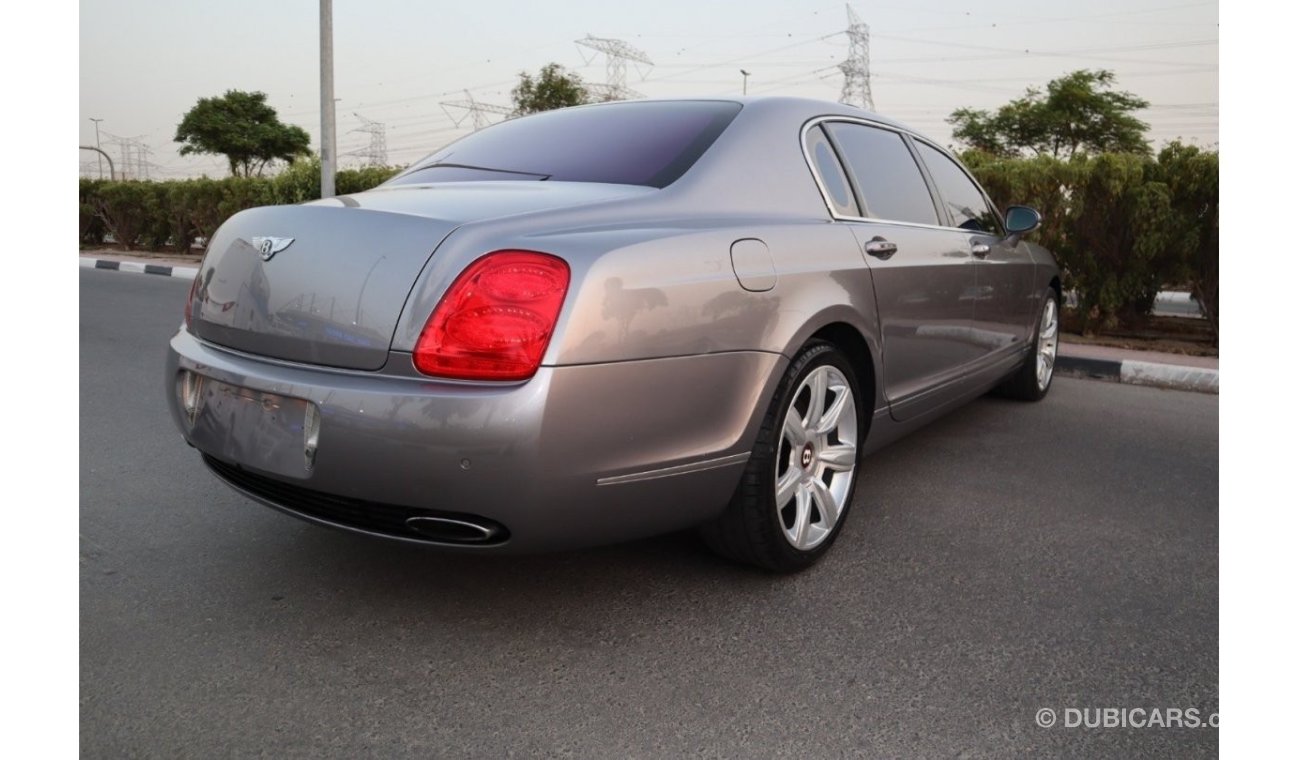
165, 329, 783, 552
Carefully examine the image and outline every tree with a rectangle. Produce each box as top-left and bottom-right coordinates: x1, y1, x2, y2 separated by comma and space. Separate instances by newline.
174, 90, 311, 177
1153, 142, 1219, 340
948, 70, 1151, 158
1066, 153, 1173, 330
510, 63, 590, 116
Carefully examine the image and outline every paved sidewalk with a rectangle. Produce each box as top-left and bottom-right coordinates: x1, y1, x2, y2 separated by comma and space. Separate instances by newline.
82, 250, 1218, 393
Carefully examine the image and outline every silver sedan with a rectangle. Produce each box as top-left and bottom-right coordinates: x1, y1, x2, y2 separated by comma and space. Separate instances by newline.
166, 97, 1060, 571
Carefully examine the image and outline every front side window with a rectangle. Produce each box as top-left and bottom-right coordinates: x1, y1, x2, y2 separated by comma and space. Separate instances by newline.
914, 142, 1001, 233
824, 122, 939, 226
390, 101, 743, 189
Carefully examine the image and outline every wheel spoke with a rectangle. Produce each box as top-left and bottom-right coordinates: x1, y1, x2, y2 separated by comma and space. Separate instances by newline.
783, 407, 806, 448
803, 369, 828, 428
813, 386, 849, 435
791, 487, 812, 547
810, 478, 840, 529
775, 466, 801, 508
819, 444, 856, 472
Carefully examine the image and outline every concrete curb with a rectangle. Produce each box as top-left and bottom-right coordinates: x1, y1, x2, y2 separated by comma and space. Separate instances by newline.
80, 256, 199, 280
1057, 354, 1218, 394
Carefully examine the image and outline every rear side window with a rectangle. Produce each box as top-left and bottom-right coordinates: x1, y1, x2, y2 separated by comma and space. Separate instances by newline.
804, 125, 859, 217
914, 141, 1002, 233
824, 122, 938, 226
392, 101, 743, 189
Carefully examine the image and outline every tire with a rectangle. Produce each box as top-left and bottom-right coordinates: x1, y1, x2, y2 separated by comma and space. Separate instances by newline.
701, 341, 864, 572
998, 288, 1060, 402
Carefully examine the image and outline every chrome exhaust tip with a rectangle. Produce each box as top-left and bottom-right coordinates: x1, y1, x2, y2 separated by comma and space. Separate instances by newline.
404, 516, 503, 544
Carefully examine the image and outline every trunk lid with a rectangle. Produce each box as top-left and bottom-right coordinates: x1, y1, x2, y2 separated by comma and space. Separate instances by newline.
189, 183, 653, 370
191, 204, 456, 370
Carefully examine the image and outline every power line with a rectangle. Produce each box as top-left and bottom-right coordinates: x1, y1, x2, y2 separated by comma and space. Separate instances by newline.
871, 34, 1218, 69
644, 32, 841, 85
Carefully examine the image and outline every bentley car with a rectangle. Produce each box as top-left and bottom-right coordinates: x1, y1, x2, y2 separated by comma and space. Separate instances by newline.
166, 97, 1060, 571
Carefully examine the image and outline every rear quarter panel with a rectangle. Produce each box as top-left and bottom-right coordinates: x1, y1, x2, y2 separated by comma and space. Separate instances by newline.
544, 219, 877, 367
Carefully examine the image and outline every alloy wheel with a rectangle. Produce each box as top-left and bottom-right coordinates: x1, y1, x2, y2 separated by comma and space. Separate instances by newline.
1036, 298, 1059, 391
774, 364, 858, 551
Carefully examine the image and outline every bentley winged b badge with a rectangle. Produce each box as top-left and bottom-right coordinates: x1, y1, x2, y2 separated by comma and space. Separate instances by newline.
250, 236, 295, 261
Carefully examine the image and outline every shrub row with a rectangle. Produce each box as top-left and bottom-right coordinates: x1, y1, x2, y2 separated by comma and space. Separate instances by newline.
79, 159, 401, 253
964, 142, 1218, 336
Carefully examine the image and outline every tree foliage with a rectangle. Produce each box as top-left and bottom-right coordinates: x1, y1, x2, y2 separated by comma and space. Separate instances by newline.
949, 70, 1151, 158
964, 144, 1218, 337
1152, 142, 1219, 336
174, 90, 312, 177
1067, 153, 1173, 324
510, 63, 590, 116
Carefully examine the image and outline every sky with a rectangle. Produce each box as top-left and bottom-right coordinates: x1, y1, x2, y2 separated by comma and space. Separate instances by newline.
78, 0, 1218, 179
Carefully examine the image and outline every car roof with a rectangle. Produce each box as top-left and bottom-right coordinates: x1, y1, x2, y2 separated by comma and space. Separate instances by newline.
565, 95, 923, 140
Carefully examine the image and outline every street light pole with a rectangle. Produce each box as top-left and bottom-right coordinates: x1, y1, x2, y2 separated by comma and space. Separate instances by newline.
89, 118, 104, 179
79, 146, 115, 181
320, 0, 336, 198
740, 69, 751, 96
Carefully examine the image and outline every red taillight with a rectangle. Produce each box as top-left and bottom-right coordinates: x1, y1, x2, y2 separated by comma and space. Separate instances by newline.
183, 275, 200, 329
413, 251, 570, 381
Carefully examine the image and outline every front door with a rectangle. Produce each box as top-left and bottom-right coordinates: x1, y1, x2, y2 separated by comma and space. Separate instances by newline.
912, 140, 1038, 359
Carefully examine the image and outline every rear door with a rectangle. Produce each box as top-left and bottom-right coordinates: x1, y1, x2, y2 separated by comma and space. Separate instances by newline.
810, 120, 982, 419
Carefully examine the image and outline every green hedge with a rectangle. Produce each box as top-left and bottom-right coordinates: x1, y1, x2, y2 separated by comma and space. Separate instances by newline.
79, 159, 401, 252
964, 143, 1218, 336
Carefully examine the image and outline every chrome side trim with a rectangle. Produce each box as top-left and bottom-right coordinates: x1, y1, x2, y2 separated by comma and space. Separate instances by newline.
596, 452, 751, 486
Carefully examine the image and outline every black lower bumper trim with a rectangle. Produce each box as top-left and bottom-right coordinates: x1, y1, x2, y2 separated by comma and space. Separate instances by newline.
201, 454, 509, 545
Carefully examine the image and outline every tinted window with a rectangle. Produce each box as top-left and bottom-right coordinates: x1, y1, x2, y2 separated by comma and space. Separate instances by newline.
805, 125, 858, 217
391, 101, 743, 189
824, 122, 938, 226
915, 142, 1000, 233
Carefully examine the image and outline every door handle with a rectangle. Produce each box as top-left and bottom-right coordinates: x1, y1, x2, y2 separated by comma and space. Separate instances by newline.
971, 241, 991, 258
865, 237, 898, 259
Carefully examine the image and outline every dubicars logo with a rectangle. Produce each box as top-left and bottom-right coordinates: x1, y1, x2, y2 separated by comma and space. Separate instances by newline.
250, 236, 295, 261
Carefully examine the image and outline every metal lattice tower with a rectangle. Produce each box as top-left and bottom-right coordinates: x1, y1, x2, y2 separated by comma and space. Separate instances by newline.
575, 35, 653, 100
104, 133, 153, 180
351, 112, 388, 166
838, 4, 875, 111
135, 143, 153, 180
440, 90, 513, 131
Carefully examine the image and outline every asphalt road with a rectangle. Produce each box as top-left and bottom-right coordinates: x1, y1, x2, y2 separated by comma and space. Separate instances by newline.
81, 268, 1218, 758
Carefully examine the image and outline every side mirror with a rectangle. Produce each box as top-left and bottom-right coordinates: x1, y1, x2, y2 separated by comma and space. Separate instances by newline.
1004, 205, 1041, 236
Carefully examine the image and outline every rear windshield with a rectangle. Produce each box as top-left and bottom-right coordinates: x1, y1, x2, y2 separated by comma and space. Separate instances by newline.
390, 100, 743, 189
